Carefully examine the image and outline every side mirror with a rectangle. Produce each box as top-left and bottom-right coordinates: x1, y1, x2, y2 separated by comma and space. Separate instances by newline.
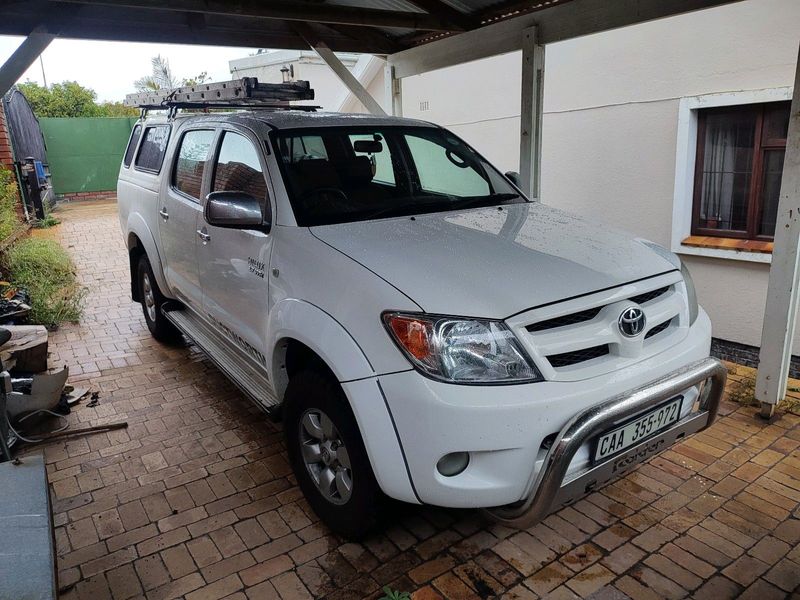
204, 191, 265, 229
505, 171, 522, 188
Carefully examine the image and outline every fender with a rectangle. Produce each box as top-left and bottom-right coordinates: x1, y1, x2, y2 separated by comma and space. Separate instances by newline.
266, 298, 374, 387
126, 212, 173, 299
266, 298, 418, 503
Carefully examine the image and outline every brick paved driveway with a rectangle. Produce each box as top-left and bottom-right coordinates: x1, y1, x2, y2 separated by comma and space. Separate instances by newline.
32, 200, 800, 599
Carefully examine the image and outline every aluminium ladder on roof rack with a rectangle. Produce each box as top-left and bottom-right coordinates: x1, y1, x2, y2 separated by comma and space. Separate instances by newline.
123, 77, 318, 111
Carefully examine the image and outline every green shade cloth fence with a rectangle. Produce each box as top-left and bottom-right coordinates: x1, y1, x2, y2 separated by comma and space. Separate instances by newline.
38, 117, 137, 194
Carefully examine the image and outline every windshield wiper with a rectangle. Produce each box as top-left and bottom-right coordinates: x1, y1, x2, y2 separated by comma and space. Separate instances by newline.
452, 192, 521, 211
359, 193, 521, 222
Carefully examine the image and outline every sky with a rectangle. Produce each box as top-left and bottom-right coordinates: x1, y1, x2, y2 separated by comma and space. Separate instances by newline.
0, 37, 260, 103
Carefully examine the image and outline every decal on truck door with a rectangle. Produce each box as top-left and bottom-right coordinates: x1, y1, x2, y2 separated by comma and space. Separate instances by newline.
207, 313, 267, 367
248, 257, 265, 279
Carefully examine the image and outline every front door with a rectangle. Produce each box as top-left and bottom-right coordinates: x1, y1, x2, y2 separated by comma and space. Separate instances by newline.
158, 128, 216, 310
199, 128, 272, 370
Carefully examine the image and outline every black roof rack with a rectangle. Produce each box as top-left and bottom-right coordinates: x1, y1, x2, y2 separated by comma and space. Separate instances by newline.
124, 78, 319, 112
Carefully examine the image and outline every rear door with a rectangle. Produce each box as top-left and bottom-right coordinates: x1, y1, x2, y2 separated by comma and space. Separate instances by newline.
199, 127, 272, 368
157, 127, 215, 310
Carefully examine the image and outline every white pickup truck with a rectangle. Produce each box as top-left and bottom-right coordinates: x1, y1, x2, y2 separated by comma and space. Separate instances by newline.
118, 107, 726, 537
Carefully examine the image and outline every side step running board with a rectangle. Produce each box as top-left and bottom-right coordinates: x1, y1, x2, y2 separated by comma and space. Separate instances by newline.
163, 306, 279, 411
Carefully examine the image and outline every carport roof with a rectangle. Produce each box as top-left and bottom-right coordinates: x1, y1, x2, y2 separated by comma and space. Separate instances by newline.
3, 0, 575, 55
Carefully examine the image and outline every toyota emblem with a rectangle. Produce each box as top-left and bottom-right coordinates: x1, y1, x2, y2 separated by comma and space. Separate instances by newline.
618, 307, 646, 337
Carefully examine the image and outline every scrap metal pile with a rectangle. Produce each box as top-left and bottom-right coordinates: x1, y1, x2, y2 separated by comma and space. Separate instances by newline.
0, 312, 127, 461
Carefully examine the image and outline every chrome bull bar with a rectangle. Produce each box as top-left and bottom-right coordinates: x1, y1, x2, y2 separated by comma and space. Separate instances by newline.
486, 357, 727, 528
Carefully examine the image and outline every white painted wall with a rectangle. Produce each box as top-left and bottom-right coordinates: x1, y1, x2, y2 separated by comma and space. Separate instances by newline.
400, 0, 800, 348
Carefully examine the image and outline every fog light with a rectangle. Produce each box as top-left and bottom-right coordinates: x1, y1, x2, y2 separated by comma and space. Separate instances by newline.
436, 452, 469, 477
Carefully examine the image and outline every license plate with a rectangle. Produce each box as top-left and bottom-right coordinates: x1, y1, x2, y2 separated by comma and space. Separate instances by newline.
594, 397, 683, 462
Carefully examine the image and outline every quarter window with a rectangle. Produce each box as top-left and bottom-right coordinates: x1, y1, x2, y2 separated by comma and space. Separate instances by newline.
134, 125, 170, 173
213, 132, 268, 202
692, 101, 790, 240
173, 130, 214, 200
123, 124, 142, 168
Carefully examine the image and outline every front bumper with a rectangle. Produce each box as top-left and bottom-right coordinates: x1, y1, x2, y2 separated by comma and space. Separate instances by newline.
377, 308, 717, 509
486, 356, 726, 528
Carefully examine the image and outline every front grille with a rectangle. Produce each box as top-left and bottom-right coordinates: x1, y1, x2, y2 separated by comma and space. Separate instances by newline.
526, 307, 602, 333
630, 286, 669, 305
520, 276, 683, 381
547, 344, 610, 368
645, 318, 673, 340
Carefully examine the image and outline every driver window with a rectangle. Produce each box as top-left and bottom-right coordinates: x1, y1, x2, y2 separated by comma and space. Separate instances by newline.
404, 134, 489, 197
213, 132, 268, 203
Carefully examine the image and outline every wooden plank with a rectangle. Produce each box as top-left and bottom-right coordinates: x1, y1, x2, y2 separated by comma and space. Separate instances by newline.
519, 26, 544, 201
389, 0, 745, 78
0, 26, 56, 98
384, 64, 403, 117
52, 0, 460, 31
295, 23, 387, 116
0, 325, 49, 373
403, 0, 479, 30
755, 44, 800, 414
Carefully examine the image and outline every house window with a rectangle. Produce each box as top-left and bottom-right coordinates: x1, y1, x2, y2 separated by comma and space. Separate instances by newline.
692, 101, 790, 240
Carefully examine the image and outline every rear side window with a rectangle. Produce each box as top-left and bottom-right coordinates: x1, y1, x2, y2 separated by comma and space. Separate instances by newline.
123, 124, 142, 168
135, 125, 170, 173
213, 132, 267, 201
173, 130, 215, 200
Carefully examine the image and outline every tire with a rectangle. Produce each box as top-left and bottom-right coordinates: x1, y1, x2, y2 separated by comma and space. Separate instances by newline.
284, 369, 382, 538
136, 255, 181, 343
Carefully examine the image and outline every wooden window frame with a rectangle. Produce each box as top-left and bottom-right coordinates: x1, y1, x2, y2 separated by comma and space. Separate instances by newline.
691, 102, 789, 242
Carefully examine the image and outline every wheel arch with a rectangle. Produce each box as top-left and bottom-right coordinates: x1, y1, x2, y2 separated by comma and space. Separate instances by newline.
267, 299, 375, 402
126, 214, 171, 302
268, 301, 419, 504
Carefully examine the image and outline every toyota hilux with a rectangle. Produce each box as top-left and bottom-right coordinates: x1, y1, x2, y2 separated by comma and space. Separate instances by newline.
118, 103, 726, 537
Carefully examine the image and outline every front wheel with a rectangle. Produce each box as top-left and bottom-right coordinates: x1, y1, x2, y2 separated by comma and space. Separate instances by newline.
284, 370, 382, 538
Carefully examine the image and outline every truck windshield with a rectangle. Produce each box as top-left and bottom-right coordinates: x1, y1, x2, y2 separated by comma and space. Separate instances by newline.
272, 126, 525, 226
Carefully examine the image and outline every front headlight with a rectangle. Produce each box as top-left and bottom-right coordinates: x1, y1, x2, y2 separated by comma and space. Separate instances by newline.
383, 312, 542, 384
681, 262, 699, 325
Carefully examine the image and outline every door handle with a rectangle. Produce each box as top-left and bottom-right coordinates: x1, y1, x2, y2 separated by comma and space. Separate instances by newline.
158, 207, 169, 220
197, 229, 211, 243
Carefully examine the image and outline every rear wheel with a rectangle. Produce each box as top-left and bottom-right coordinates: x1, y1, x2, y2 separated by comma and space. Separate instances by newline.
137, 255, 181, 343
284, 369, 381, 538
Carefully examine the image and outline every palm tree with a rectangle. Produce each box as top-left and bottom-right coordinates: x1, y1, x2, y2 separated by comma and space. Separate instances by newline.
133, 55, 180, 92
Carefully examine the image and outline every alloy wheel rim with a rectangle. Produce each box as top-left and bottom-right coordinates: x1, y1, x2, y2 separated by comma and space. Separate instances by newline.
142, 272, 157, 323
298, 408, 352, 505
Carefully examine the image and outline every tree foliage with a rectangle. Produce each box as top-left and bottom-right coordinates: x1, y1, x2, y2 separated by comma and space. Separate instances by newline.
16, 81, 138, 118
18, 81, 98, 118
134, 55, 179, 92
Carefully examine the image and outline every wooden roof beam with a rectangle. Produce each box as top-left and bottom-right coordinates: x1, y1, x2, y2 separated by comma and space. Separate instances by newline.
402, 0, 479, 30
51, 0, 462, 31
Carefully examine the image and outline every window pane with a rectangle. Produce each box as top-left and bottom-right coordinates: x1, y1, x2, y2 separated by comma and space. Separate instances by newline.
698, 110, 756, 232
135, 126, 170, 172
123, 124, 142, 167
280, 135, 328, 163
173, 130, 214, 200
762, 102, 791, 143
348, 134, 395, 185
213, 132, 267, 201
404, 134, 490, 197
759, 149, 785, 237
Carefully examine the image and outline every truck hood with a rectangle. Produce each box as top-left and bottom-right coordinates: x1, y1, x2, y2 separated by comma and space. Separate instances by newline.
310, 203, 677, 319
